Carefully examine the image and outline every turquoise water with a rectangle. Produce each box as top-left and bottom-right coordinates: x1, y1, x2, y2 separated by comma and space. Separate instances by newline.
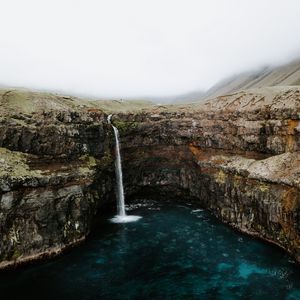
1, 200, 300, 299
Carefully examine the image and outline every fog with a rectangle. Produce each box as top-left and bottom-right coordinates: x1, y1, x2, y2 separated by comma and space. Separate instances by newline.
1, 0, 300, 99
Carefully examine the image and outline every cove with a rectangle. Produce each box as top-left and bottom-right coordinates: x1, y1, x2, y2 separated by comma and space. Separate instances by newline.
1, 200, 300, 300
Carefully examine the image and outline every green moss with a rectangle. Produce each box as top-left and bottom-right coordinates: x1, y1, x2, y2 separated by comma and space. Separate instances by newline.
0, 148, 42, 178
215, 170, 227, 184
89, 99, 154, 113
112, 120, 139, 134
0, 147, 113, 184
79, 155, 97, 167
77, 155, 98, 175
259, 183, 269, 192
0, 88, 155, 116
97, 151, 113, 168
78, 153, 114, 174
11, 249, 22, 260
233, 174, 243, 183
0, 90, 36, 113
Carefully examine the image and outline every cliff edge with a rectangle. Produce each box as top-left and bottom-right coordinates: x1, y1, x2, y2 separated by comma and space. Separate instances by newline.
0, 86, 299, 268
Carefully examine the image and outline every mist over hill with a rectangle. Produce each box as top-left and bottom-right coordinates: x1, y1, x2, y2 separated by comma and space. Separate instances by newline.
200, 57, 300, 101
128, 57, 300, 103
1, 57, 300, 104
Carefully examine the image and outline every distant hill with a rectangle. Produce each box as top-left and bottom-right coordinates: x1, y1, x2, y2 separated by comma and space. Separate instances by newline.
143, 57, 300, 103
141, 90, 205, 104
1, 57, 300, 104
202, 58, 300, 100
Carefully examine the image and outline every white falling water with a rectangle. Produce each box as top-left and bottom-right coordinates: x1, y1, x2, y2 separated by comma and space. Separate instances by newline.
111, 124, 126, 216
107, 115, 142, 223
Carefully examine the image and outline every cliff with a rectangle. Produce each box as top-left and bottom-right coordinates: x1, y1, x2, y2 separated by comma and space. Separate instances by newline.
0, 86, 299, 268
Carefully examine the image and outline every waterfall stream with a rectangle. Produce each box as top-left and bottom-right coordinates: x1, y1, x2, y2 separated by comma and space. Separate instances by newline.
107, 115, 142, 223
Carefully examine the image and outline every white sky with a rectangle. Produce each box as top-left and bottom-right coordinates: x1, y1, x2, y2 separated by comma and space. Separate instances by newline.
0, 0, 300, 98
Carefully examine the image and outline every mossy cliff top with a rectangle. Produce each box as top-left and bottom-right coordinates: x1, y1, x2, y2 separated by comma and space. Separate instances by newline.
1, 86, 300, 122
0, 88, 154, 118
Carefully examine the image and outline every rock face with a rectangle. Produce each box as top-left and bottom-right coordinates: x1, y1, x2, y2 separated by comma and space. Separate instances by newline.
0, 86, 299, 268
0, 99, 116, 269
0, 148, 115, 269
116, 86, 300, 262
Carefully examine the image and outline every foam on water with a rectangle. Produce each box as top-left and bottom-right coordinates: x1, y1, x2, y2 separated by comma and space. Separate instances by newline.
110, 215, 142, 223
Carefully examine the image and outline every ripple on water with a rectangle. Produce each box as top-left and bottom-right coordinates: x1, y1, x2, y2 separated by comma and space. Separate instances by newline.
1, 202, 300, 300
238, 262, 270, 279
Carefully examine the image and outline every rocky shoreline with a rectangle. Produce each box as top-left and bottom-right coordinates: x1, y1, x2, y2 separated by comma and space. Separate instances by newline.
0, 87, 299, 268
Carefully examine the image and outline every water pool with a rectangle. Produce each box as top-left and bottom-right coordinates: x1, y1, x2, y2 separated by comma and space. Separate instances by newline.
1, 200, 300, 299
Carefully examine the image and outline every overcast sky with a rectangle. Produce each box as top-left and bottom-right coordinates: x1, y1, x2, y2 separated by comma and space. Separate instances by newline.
1, 0, 300, 98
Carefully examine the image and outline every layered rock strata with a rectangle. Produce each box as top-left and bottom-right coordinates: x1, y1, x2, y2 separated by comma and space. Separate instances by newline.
0, 87, 299, 268
116, 87, 300, 261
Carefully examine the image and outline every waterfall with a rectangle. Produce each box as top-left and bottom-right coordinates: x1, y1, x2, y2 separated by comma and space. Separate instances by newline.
107, 115, 142, 223
110, 119, 126, 216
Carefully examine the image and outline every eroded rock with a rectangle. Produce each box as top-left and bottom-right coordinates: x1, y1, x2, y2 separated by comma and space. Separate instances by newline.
0, 86, 299, 268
